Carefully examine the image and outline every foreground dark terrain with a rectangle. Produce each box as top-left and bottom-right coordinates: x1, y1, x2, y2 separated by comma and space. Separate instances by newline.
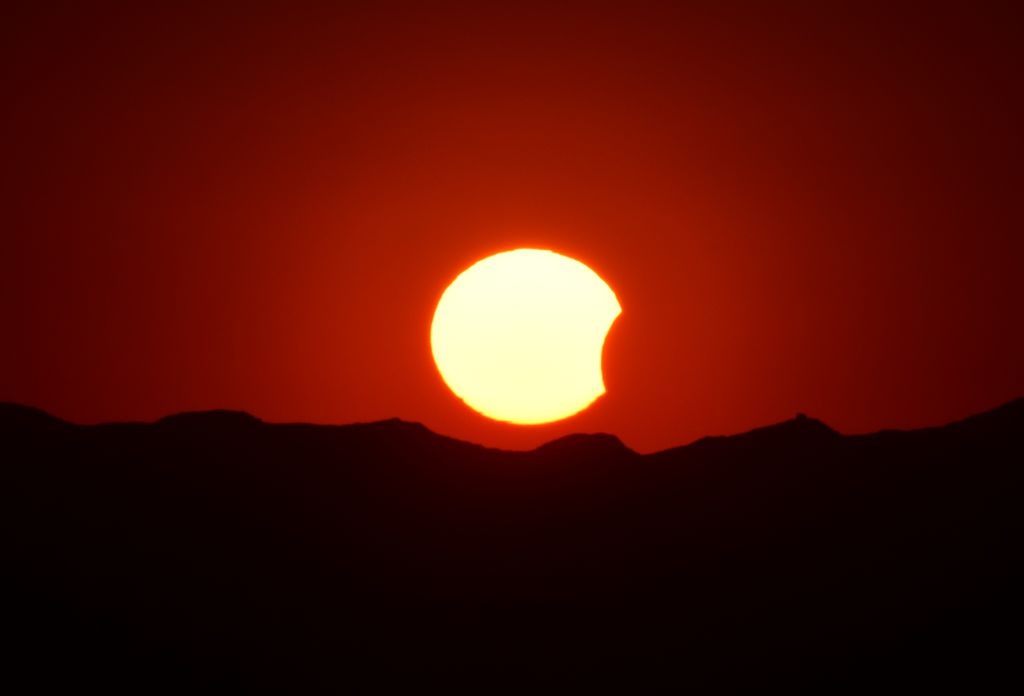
3, 400, 1021, 688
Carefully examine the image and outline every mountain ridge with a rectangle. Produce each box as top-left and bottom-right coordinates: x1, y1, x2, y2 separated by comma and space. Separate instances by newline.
2, 397, 1019, 455
3, 398, 1020, 687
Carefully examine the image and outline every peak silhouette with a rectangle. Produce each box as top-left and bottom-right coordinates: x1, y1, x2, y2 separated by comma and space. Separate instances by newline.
3, 399, 1021, 689
156, 409, 263, 428
0, 402, 69, 431
533, 432, 634, 458
704, 412, 836, 440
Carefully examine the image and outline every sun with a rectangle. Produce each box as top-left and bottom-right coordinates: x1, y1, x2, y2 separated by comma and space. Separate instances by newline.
430, 249, 622, 425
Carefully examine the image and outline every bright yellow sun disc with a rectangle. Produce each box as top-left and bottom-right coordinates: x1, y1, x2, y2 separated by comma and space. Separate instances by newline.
430, 249, 622, 425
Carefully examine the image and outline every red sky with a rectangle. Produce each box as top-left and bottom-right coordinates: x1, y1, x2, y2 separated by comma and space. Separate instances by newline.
3, 3, 1022, 452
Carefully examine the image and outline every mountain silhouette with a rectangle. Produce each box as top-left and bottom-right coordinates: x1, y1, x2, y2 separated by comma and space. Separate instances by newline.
3, 400, 1021, 689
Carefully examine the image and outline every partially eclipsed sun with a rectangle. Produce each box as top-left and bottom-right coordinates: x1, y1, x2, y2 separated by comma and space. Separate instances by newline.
431, 249, 622, 425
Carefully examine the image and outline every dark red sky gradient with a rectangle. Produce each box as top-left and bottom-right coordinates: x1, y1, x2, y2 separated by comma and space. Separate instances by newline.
3, 3, 1022, 452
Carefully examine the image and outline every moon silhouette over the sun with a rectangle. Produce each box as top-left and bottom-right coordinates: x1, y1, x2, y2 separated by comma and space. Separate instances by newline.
431, 249, 622, 425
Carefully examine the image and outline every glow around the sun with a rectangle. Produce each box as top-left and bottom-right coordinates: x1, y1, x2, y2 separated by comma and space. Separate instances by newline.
430, 248, 622, 425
